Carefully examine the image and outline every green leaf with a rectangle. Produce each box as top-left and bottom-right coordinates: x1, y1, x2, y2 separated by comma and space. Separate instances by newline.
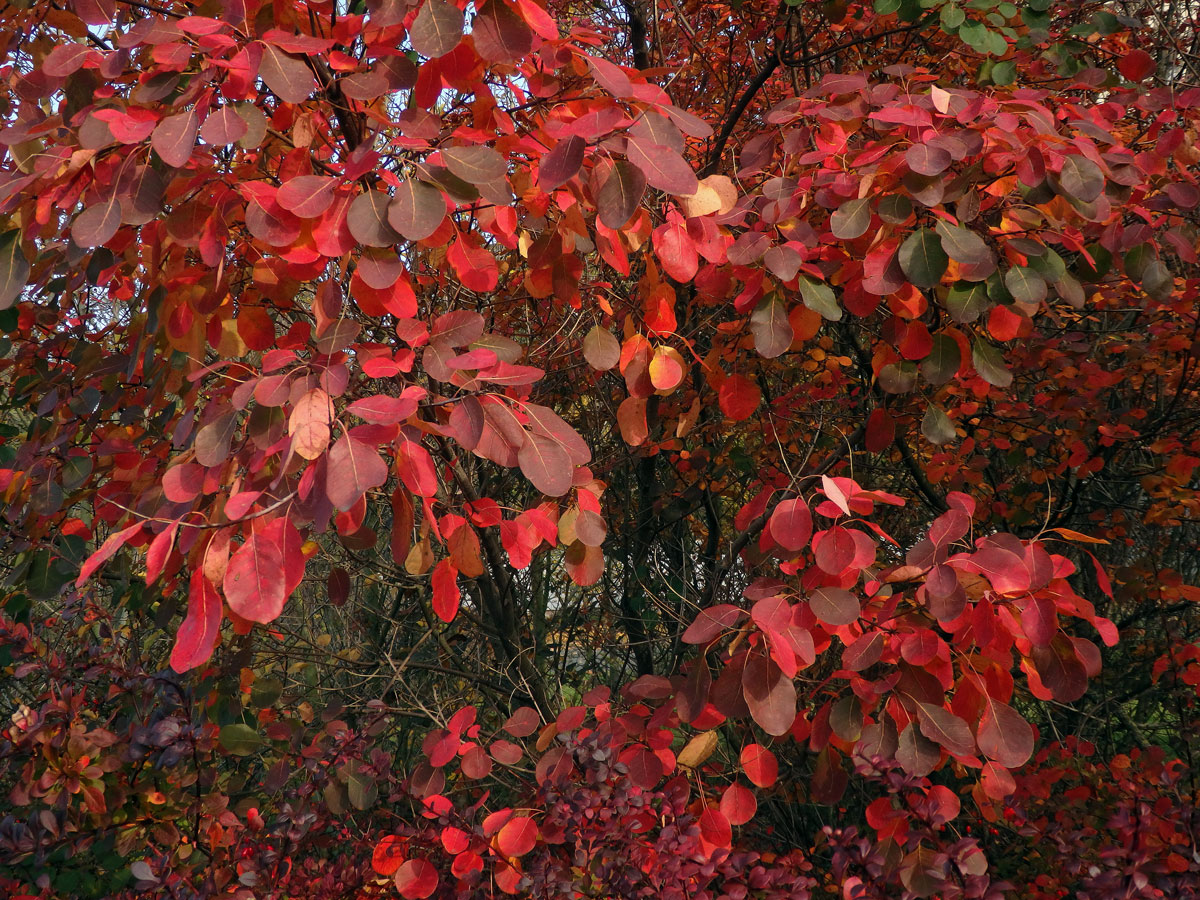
945, 282, 991, 323
0, 230, 30, 311
935, 220, 994, 273
830, 198, 872, 240
922, 405, 957, 445
347, 770, 378, 810
972, 339, 1013, 388
798, 276, 842, 321
219, 723, 265, 757
1141, 260, 1174, 301
940, 4, 965, 30
1058, 155, 1105, 203
1076, 243, 1112, 281
958, 21, 989, 51
879, 361, 918, 394
1004, 266, 1047, 305
984, 29, 1008, 56
921, 334, 962, 385
874, 0, 901, 12
878, 194, 914, 224
1124, 243, 1151, 281
991, 60, 1016, 85
899, 228, 949, 289
250, 677, 283, 708
1028, 247, 1066, 282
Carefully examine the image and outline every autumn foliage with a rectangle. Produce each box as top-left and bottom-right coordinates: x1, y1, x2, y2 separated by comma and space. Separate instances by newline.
2, 0, 1200, 897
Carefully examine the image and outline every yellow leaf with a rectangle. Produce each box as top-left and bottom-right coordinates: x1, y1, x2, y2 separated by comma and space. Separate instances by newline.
1047, 528, 1109, 545
677, 730, 718, 769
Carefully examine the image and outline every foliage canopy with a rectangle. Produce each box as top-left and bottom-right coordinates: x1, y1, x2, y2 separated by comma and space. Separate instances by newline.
2, 0, 1200, 898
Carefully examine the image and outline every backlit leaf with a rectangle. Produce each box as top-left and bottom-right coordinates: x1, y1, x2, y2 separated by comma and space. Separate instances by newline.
258, 42, 317, 103
326, 434, 389, 509
539, 134, 585, 190
152, 109, 199, 168
627, 136, 698, 196
597, 160, 646, 228
410, 0, 463, 57
977, 698, 1034, 768
388, 180, 446, 241
170, 570, 221, 672
223, 534, 287, 623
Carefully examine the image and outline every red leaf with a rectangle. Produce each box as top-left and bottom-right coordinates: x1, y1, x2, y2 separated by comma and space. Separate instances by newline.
740, 743, 778, 788
749, 298, 793, 359
980, 761, 1016, 799
288, 388, 332, 460
326, 435, 389, 509
473, 0, 533, 64
396, 439, 439, 497
257, 42, 317, 103
682, 604, 746, 644
151, 110, 199, 168
518, 431, 573, 497
813, 527, 857, 575
627, 136, 698, 196
1030, 638, 1088, 702
597, 160, 646, 228
432, 558, 460, 623
539, 134, 586, 190
223, 533, 287, 624
169, 570, 221, 673
865, 407, 895, 453
524, 403, 591, 465
808, 586, 860, 626
277, 175, 334, 218
394, 859, 438, 899
699, 808, 732, 849
372, 835, 407, 876
347, 391, 422, 424
78, 522, 142, 586
720, 783, 757, 826
906, 142, 951, 176
583, 325, 620, 370
388, 180, 446, 241
442, 144, 508, 186
648, 346, 684, 391
72, 193, 122, 248
1119, 48, 1155, 82
515, 0, 559, 39
145, 521, 178, 585
742, 653, 796, 736
409, 0, 463, 58
565, 541, 603, 586
200, 107, 247, 146
617, 396, 648, 446
497, 816, 538, 857
348, 189, 401, 248
43, 42, 91, 77
915, 702, 975, 758
719, 374, 760, 421
767, 498, 813, 552
977, 698, 1034, 769
447, 233, 499, 292
504, 706, 540, 737
653, 220, 698, 282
